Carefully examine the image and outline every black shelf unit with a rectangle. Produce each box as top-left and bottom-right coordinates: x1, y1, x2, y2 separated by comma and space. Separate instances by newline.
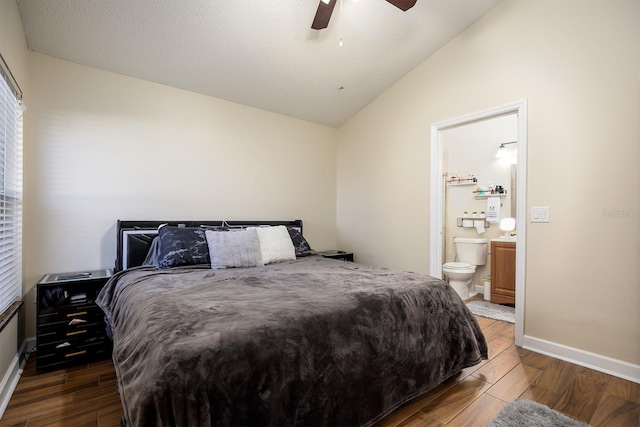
319, 250, 354, 262
36, 269, 112, 372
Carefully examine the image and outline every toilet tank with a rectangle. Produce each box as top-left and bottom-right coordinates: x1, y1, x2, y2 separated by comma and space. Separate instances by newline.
453, 237, 487, 265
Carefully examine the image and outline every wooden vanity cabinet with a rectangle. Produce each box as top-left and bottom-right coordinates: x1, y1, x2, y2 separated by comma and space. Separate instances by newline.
490, 241, 516, 304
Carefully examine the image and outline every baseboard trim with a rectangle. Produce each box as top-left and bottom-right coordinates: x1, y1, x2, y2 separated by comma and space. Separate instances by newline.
0, 338, 36, 419
523, 335, 640, 384
0, 354, 20, 420
0, 337, 33, 419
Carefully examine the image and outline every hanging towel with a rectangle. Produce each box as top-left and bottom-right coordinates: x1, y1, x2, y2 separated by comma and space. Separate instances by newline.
486, 197, 501, 223
474, 220, 485, 234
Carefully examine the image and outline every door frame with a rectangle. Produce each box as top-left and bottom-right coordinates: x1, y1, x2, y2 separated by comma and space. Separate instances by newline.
429, 100, 527, 346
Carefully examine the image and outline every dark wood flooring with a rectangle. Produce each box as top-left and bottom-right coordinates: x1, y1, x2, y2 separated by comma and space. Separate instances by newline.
0, 357, 122, 427
2, 314, 639, 426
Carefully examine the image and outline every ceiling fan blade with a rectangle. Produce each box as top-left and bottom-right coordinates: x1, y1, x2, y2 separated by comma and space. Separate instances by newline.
311, 0, 337, 30
385, 0, 417, 12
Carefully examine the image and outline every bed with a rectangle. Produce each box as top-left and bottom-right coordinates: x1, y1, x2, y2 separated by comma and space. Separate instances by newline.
97, 219, 488, 426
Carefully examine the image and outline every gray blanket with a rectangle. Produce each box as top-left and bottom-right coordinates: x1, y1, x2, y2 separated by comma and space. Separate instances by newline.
97, 256, 487, 426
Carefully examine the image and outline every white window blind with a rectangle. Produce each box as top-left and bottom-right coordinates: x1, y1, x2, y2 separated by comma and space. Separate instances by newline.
0, 58, 23, 315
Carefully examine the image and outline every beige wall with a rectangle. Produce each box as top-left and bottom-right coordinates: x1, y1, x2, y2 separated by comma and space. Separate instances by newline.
0, 0, 28, 84
0, 316, 18, 379
23, 53, 338, 336
0, 0, 29, 394
337, 0, 640, 366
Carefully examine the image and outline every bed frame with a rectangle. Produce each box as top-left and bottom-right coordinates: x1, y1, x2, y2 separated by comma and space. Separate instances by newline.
115, 219, 303, 271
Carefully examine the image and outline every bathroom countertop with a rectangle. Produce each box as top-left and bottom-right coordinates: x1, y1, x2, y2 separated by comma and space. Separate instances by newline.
491, 237, 516, 242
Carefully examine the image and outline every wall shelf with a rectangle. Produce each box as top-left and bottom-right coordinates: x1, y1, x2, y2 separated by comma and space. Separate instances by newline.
447, 178, 477, 185
474, 193, 507, 200
456, 217, 491, 228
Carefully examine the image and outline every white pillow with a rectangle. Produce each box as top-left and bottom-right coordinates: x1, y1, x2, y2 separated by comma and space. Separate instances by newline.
205, 229, 264, 269
251, 225, 296, 264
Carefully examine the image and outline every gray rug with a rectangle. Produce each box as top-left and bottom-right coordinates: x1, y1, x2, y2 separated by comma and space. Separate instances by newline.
466, 301, 515, 323
487, 399, 590, 426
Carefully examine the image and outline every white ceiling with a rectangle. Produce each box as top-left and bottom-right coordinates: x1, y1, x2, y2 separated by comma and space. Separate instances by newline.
17, 0, 501, 128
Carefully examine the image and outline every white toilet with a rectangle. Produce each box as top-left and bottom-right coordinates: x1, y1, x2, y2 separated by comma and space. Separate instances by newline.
442, 237, 487, 299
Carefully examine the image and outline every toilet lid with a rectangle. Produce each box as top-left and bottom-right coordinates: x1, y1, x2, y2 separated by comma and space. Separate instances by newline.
443, 262, 473, 269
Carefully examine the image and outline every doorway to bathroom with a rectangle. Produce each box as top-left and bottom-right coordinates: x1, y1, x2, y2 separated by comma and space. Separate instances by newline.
429, 100, 527, 346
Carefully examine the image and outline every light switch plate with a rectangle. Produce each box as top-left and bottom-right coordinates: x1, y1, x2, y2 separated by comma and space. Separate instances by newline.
531, 206, 550, 223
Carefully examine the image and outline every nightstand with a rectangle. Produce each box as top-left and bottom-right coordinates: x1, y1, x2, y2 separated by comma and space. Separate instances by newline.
36, 269, 112, 372
319, 250, 354, 262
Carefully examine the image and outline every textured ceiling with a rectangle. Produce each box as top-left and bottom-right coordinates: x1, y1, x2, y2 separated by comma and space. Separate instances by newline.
17, 0, 501, 128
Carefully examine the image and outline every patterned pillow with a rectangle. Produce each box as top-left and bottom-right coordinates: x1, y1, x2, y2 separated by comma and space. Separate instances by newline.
157, 226, 210, 268
205, 229, 264, 269
287, 227, 313, 256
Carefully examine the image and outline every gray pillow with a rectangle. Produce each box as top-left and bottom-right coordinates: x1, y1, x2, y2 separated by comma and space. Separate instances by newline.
205, 229, 264, 269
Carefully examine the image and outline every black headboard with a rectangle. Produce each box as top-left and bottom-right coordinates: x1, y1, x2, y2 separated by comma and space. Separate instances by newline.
115, 219, 303, 272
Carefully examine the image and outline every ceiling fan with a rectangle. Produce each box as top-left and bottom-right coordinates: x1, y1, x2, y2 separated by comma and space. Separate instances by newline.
311, 0, 417, 30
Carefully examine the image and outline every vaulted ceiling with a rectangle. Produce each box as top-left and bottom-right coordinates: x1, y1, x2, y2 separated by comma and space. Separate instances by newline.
17, 0, 502, 128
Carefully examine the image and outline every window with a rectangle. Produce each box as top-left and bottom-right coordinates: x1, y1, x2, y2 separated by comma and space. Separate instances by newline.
0, 54, 23, 316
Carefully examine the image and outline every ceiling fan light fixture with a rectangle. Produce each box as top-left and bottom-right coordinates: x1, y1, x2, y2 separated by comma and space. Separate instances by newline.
312, 0, 415, 30
386, 0, 417, 12
311, 0, 337, 30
